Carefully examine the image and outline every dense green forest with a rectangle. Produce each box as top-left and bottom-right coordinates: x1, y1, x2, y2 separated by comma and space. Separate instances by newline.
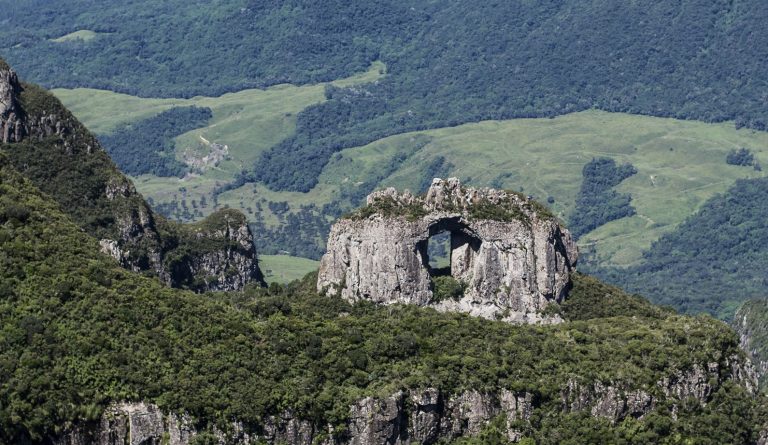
570, 158, 637, 239
1, 150, 765, 444
99, 106, 211, 177
726, 147, 761, 170
591, 177, 768, 318
4, 1, 768, 192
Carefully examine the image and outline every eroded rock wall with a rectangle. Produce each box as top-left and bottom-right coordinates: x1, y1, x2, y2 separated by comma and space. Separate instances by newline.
0, 66, 24, 143
56, 355, 755, 445
318, 178, 578, 322
166, 209, 266, 292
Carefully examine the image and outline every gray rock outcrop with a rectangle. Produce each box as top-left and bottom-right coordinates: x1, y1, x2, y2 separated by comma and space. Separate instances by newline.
563, 354, 757, 422
0, 59, 264, 292
52, 390, 536, 445
56, 353, 754, 445
734, 301, 768, 388
318, 178, 578, 323
165, 209, 266, 291
0, 64, 24, 143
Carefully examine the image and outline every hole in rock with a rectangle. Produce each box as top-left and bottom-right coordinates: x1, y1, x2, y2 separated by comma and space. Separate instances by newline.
418, 219, 482, 279
427, 230, 452, 276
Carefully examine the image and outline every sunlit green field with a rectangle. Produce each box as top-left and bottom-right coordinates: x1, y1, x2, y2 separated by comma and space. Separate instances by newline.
54, 61, 385, 223
260, 255, 320, 284
316, 111, 768, 267
54, 72, 768, 269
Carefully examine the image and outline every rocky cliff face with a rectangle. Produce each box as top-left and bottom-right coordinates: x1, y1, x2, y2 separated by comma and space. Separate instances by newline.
0, 60, 264, 292
734, 300, 768, 388
318, 178, 578, 323
0, 64, 25, 143
165, 209, 266, 291
55, 355, 755, 445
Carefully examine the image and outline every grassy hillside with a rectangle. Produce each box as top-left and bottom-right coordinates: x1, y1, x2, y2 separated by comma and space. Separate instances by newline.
55, 81, 768, 268
317, 112, 768, 266
260, 255, 320, 284
52, 62, 385, 187
595, 177, 768, 318
1, 149, 765, 444
5, 1, 768, 195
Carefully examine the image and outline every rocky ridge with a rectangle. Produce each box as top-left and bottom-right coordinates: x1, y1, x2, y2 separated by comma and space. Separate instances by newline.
0, 60, 263, 291
318, 178, 578, 323
55, 354, 755, 445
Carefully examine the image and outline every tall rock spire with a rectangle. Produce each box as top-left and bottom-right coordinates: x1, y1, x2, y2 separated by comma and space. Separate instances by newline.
0, 60, 25, 143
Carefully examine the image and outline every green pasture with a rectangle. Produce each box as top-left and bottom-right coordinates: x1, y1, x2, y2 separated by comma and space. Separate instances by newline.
260, 255, 320, 284
54, 78, 768, 269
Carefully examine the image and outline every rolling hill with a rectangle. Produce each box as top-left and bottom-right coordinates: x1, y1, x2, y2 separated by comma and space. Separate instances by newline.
6, 0, 768, 317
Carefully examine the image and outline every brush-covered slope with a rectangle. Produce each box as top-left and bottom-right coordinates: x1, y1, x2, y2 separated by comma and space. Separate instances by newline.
593, 177, 768, 318
0, 59, 263, 292
0, 152, 766, 443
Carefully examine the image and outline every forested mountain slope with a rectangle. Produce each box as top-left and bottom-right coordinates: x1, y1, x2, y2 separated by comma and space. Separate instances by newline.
592, 177, 768, 318
4, 0, 767, 193
1, 148, 766, 443
0, 60, 264, 292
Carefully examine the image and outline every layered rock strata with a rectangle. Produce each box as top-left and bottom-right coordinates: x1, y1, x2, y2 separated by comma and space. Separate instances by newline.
318, 178, 578, 322
0, 65, 24, 143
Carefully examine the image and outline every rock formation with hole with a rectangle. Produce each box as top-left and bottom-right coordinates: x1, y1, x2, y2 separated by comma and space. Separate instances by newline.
318, 178, 578, 323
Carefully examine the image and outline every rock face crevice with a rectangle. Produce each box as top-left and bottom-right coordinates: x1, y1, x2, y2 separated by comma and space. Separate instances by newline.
318, 178, 578, 322
0, 60, 264, 292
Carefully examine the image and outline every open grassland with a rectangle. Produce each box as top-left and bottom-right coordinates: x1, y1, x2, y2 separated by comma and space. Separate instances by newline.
259, 255, 320, 284
54, 61, 384, 221
49, 30, 103, 42
55, 81, 768, 269
317, 111, 768, 267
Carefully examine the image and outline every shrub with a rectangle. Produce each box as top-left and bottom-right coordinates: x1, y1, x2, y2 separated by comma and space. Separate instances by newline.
726, 148, 755, 167
431, 275, 467, 302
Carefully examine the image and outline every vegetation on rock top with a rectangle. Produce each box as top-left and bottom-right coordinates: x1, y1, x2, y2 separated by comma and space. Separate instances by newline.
346, 187, 555, 224
345, 195, 428, 221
